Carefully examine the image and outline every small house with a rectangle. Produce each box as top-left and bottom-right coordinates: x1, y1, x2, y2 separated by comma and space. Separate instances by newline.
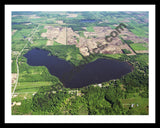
131, 104, 134, 108
16, 102, 21, 106
98, 84, 102, 87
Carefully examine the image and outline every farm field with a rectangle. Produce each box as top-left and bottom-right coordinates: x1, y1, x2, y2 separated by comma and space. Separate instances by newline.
14, 81, 53, 93
11, 11, 149, 115
129, 43, 148, 51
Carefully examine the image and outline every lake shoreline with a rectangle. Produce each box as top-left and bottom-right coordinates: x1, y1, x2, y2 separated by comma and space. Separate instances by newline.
24, 48, 133, 88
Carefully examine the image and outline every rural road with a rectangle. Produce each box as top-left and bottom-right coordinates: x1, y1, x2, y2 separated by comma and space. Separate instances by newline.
12, 25, 39, 97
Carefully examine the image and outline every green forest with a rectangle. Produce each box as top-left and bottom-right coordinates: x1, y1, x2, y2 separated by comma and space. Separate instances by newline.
12, 52, 148, 115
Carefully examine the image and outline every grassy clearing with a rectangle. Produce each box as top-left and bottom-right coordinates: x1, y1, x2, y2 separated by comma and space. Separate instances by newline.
66, 51, 72, 61
121, 94, 148, 115
77, 54, 83, 60
103, 54, 123, 59
30, 39, 47, 47
78, 31, 85, 37
129, 43, 148, 51
12, 93, 34, 102
86, 26, 94, 32
15, 81, 53, 93
12, 29, 33, 41
53, 41, 63, 45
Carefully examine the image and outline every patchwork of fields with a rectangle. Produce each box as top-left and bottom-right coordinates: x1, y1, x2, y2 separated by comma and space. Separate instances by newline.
11, 11, 149, 115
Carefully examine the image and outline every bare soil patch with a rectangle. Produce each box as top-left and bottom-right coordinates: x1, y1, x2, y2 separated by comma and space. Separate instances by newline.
41, 26, 66, 45
56, 20, 64, 25
12, 29, 17, 35
55, 27, 66, 45
41, 25, 147, 56
67, 28, 80, 45
46, 40, 53, 46
12, 73, 17, 84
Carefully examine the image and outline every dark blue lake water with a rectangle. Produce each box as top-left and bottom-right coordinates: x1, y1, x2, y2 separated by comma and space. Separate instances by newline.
24, 48, 132, 88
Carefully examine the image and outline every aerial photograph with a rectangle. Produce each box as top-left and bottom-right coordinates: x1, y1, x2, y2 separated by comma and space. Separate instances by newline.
11, 11, 149, 115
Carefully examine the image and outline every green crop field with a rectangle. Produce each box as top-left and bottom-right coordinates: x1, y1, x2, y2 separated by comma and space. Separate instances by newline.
129, 43, 148, 51
15, 81, 53, 93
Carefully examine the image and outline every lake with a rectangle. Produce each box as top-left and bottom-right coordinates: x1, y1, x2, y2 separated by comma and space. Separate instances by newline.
24, 48, 132, 88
